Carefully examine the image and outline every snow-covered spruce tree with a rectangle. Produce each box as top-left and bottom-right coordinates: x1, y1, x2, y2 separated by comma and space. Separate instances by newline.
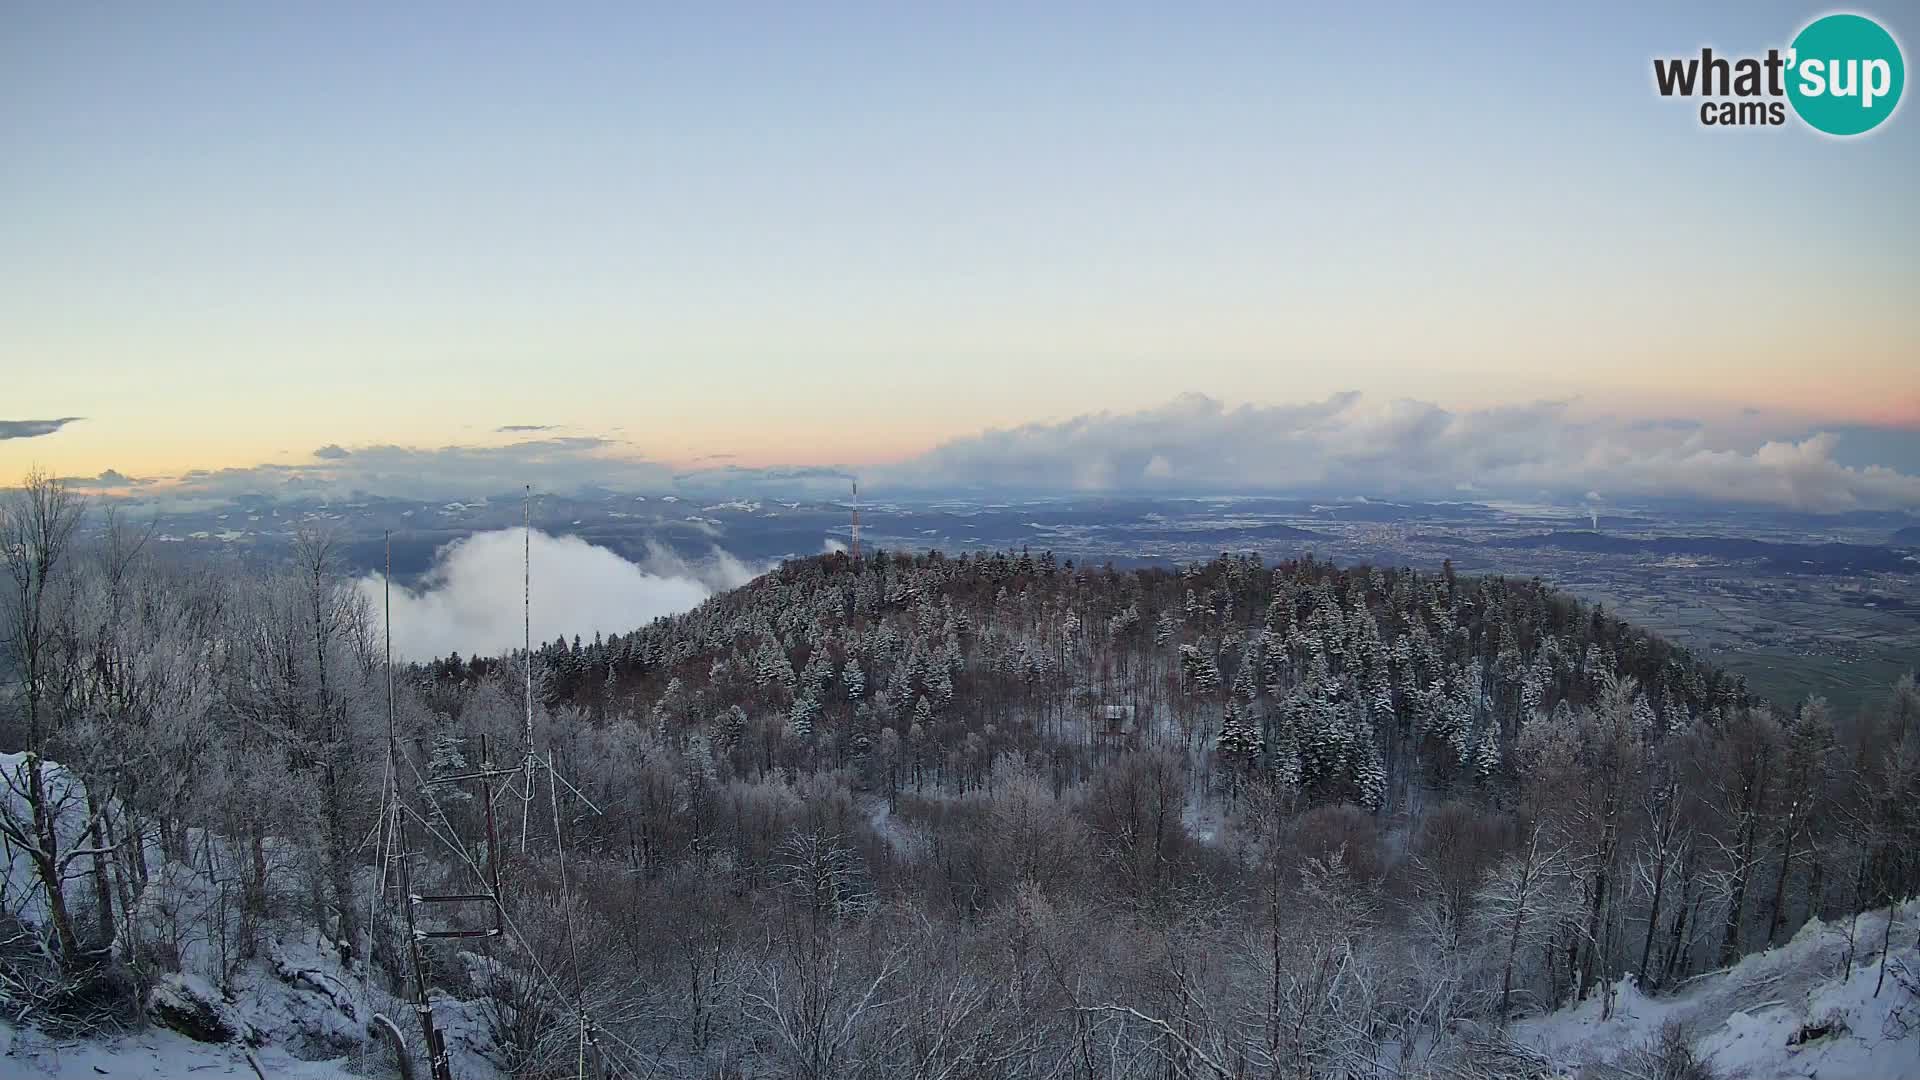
1179, 642, 1221, 697
841, 657, 865, 701
1349, 714, 1387, 810
786, 696, 819, 741
422, 729, 472, 804
1217, 699, 1262, 771
1473, 721, 1501, 784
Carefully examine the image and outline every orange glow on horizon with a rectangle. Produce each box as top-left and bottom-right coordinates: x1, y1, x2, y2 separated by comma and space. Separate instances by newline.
5, 380, 1916, 488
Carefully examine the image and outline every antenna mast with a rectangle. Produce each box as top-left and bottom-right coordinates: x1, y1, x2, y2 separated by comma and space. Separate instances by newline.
386, 531, 396, 764
524, 484, 533, 755
850, 479, 860, 560
388, 494, 622, 1079
521, 485, 536, 848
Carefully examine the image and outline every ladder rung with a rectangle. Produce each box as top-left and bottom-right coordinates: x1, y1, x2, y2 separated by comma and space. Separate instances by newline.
415, 893, 494, 904
418, 928, 501, 940
426, 769, 517, 784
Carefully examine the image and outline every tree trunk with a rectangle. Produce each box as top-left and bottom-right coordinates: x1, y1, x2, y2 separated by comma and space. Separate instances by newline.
24, 754, 86, 971
1767, 828, 1797, 946
1720, 811, 1758, 965
1637, 847, 1669, 984
86, 791, 116, 948
1875, 900, 1897, 997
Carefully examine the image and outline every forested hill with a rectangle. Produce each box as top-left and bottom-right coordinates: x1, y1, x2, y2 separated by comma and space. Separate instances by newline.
387, 546, 1917, 1076
441, 548, 1755, 814
9, 488, 1917, 1077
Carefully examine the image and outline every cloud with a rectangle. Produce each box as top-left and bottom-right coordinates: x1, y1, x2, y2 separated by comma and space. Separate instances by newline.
882, 392, 1920, 512
47, 395, 1920, 515
361, 528, 738, 661
86, 469, 147, 489
631, 540, 769, 593
0, 417, 83, 440
497, 424, 557, 433
56, 469, 140, 488
148, 436, 677, 502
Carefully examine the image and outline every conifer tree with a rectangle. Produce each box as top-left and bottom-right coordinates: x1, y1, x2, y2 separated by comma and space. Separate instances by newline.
1351, 721, 1387, 810
1473, 722, 1501, 782
1218, 699, 1262, 764
787, 696, 818, 740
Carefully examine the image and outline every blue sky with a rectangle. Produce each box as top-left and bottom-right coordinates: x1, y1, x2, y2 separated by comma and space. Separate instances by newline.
2, 3, 1915, 505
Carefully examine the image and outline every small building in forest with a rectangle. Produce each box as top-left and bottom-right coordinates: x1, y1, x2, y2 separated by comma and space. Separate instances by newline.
1095, 703, 1137, 738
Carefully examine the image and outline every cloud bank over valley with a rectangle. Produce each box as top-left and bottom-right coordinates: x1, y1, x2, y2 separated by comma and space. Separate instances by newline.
361, 528, 761, 662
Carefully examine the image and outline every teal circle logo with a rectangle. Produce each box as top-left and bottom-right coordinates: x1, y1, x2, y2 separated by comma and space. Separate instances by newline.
1786, 14, 1905, 136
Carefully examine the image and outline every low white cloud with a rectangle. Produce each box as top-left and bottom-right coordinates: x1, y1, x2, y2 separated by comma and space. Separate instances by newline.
362, 528, 735, 661
882, 393, 1920, 512
631, 540, 767, 593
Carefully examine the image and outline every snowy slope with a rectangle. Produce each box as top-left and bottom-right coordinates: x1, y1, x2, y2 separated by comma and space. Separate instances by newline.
3, 751, 499, 1080
1, 1020, 356, 1080
1, 751, 96, 926
1519, 901, 1920, 1078
1, 925, 499, 1080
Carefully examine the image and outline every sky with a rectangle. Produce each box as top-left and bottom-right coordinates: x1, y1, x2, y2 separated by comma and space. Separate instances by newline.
3, 3, 1917, 507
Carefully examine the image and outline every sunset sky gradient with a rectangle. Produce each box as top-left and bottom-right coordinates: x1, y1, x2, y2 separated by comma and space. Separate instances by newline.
4, 2, 1915, 489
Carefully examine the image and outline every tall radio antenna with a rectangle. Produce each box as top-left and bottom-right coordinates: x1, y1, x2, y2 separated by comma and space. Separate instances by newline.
523, 484, 533, 756
385, 531, 396, 767
513, 486, 601, 853
850, 479, 860, 560
521, 485, 536, 849
377, 512, 615, 1079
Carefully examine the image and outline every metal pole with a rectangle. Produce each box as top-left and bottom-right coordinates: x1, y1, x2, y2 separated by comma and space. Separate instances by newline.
523, 486, 533, 754
522, 486, 535, 851
400, 812, 451, 1080
479, 733, 503, 935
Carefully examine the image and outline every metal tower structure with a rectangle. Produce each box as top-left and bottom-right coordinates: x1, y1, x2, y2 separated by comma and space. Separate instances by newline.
374, 499, 628, 1080
850, 479, 860, 559
378, 534, 505, 1080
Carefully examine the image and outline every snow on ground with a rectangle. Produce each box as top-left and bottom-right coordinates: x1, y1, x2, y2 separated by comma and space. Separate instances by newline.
2, 918, 500, 1080
864, 797, 925, 858
1518, 900, 1920, 1078
1180, 797, 1224, 845
1, 751, 96, 926
1, 1020, 357, 1079
4, 753, 500, 1080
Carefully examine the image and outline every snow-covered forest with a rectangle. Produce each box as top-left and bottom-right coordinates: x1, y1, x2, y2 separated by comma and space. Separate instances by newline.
5, 469, 1918, 1079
